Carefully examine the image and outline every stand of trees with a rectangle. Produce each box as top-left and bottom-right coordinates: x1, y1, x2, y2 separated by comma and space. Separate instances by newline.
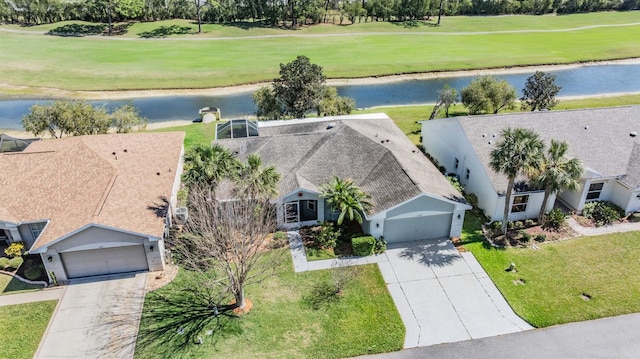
1, 0, 636, 27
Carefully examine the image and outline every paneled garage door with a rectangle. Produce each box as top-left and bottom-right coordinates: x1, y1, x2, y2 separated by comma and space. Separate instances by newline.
383, 214, 453, 243
61, 245, 149, 279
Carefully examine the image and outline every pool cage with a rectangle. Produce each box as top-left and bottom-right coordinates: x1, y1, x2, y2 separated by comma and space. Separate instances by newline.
215, 119, 259, 140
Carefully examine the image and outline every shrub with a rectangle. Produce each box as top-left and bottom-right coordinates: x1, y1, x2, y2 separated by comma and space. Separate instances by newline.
447, 176, 464, 193
524, 219, 535, 227
507, 221, 515, 229
6, 257, 23, 271
314, 222, 341, 249
582, 201, 624, 227
25, 264, 44, 281
4, 242, 24, 258
543, 208, 567, 231
490, 221, 502, 230
351, 236, 375, 256
519, 230, 531, 242
270, 231, 289, 249
514, 221, 524, 229
374, 237, 387, 254
0, 257, 9, 270
465, 192, 479, 209
534, 234, 546, 242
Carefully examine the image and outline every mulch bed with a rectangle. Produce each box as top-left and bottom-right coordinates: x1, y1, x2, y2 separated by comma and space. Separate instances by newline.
485, 224, 577, 248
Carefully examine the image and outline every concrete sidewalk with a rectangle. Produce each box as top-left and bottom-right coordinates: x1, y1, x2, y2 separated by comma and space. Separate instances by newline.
567, 217, 640, 236
0, 287, 64, 306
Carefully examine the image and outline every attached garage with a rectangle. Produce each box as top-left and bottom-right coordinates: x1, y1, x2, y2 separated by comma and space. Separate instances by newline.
61, 245, 149, 279
383, 213, 453, 243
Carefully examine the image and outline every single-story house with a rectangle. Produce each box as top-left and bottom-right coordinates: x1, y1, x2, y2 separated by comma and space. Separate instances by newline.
0, 132, 185, 281
421, 106, 640, 222
215, 114, 470, 243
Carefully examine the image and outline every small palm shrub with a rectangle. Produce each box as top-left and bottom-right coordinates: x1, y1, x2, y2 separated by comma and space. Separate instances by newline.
490, 221, 502, 230
519, 230, 531, 242
582, 201, 624, 227
543, 208, 567, 231
524, 219, 536, 227
374, 237, 387, 254
314, 222, 341, 249
534, 234, 547, 242
4, 242, 24, 258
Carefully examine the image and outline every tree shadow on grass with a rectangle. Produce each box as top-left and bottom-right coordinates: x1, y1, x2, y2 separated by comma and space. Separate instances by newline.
136, 290, 239, 356
47, 22, 132, 37
47, 24, 107, 37
138, 25, 195, 38
99, 285, 240, 358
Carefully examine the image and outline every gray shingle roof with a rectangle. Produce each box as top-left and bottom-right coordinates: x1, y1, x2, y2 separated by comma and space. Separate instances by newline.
217, 114, 464, 215
453, 106, 640, 192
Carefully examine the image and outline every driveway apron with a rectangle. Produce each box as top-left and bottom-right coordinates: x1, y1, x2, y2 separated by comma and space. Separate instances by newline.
378, 239, 532, 348
35, 272, 147, 359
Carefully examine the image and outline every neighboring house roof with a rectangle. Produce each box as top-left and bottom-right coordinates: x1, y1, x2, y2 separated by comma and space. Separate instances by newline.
217, 114, 465, 215
0, 132, 185, 250
451, 106, 640, 193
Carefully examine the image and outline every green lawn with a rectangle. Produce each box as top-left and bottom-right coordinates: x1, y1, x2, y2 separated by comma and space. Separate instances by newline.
0, 273, 44, 295
1, 13, 640, 91
134, 255, 404, 358
462, 213, 640, 328
5, 12, 639, 37
0, 300, 57, 359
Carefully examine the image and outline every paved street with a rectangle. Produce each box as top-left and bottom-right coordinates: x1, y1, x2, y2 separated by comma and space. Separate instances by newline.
363, 312, 640, 359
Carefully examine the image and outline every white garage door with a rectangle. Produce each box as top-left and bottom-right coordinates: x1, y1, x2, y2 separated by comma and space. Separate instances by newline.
61, 245, 149, 279
383, 214, 452, 243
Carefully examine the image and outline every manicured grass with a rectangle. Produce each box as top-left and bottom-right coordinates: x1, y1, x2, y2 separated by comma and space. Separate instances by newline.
147, 122, 217, 150
306, 247, 337, 261
0, 273, 44, 295
1, 13, 639, 91
134, 255, 404, 358
0, 300, 57, 359
5, 12, 639, 37
462, 215, 640, 328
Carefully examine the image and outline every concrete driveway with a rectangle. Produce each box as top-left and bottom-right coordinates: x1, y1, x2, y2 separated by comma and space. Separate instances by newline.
35, 272, 147, 359
377, 239, 532, 348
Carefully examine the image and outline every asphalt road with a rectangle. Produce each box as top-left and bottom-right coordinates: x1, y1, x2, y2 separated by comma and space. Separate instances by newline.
364, 313, 640, 359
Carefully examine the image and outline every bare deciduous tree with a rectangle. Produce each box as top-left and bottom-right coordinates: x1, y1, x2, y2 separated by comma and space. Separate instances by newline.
173, 182, 282, 311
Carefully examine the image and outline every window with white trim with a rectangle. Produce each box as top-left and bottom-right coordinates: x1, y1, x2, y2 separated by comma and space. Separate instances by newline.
586, 182, 604, 200
29, 222, 46, 239
511, 195, 529, 213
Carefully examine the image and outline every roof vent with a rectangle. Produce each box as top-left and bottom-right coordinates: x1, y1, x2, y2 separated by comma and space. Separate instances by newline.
488, 141, 492, 145
631, 131, 638, 137
326, 122, 336, 130
492, 133, 497, 137
584, 126, 589, 130
482, 134, 487, 137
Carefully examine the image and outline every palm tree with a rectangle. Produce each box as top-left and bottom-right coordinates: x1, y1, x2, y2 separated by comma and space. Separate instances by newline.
320, 177, 372, 225
182, 144, 240, 187
236, 154, 281, 199
490, 127, 544, 234
530, 140, 583, 225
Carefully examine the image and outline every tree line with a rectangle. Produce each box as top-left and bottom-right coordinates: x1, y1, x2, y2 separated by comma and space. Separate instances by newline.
2, 0, 637, 27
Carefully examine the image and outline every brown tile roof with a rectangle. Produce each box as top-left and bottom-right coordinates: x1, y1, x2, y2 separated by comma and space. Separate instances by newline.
217, 114, 465, 215
0, 132, 185, 251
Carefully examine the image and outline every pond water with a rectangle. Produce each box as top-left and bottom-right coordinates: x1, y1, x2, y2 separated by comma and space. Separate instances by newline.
1, 63, 639, 131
